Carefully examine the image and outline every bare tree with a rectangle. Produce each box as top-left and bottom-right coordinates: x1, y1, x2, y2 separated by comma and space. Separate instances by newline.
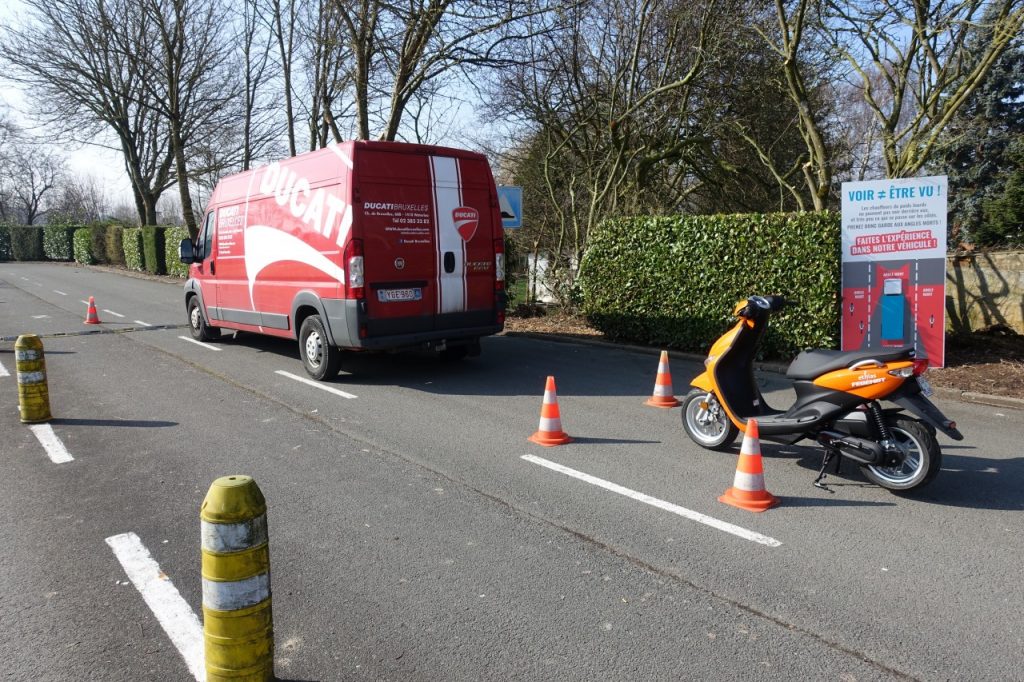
2, 142, 63, 225
334, 0, 566, 141
301, 0, 355, 149
138, 0, 240, 235
48, 176, 110, 224
825, 0, 1024, 178
239, 0, 277, 170
494, 0, 740, 302
750, 0, 837, 210
268, 0, 299, 155
1, 0, 176, 225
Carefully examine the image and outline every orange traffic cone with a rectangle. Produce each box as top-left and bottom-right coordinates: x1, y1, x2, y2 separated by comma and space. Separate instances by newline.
719, 419, 779, 512
645, 350, 681, 408
84, 296, 101, 325
528, 376, 573, 446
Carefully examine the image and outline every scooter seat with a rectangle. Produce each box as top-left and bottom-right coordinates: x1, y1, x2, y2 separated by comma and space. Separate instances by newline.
786, 346, 915, 380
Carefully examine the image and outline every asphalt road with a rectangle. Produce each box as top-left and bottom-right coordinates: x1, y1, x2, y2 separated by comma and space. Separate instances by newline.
1, 262, 1021, 681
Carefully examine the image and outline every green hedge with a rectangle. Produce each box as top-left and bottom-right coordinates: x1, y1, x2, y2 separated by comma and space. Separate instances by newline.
142, 225, 166, 274
579, 211, 842, 359
123, 228, 144, 271
43, 225, 79, 261
0, 225, 11, 261
164, 226, 190, 277
88, 223, 108, 264
11, 226, 44, 261
105, 225, 125, 266
73, 228, 94, 265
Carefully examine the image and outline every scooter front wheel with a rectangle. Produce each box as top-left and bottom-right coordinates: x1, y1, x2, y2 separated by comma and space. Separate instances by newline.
681, 390, 739, 451
861, 415, 942, 492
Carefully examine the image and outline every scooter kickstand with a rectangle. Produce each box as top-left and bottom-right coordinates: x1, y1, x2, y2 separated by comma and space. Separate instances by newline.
813, 448, 838, 493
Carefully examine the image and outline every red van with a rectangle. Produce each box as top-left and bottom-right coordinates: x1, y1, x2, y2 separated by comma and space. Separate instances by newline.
179, 141, 506, 379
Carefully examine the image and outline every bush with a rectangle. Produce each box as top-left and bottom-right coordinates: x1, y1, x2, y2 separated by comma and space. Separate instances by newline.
579, 211, 842, 359
0, 224, 12, 261
43, 225, 79, 261
11, 226, 44, 261
87, 223, 108, 264
73, 228, 95, 265
142, 225, 166, 274
122, 227, 144, 271
164, 226, 190, 277
105, 224, 126, 266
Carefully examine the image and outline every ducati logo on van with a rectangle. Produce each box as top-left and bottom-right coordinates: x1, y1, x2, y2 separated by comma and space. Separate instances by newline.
452, 206, 479, 241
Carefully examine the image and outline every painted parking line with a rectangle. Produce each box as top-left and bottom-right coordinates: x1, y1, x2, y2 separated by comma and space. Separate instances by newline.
179, 336, 222, 351
105, 532, 205, 681
134, 320, 153, 327
0, 359, 9, 377
275, 369, 358, 399
54, 289, 68, 296
522, 454, 782, 547
28, 423, 74, 463
103, 309, 126, 318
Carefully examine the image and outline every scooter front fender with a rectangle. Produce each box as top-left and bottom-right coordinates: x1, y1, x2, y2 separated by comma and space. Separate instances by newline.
891, 381, 964, 441
691, 370, 714, 393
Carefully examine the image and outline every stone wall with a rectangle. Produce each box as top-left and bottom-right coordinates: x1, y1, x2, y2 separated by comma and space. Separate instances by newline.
946, 250, 1024, 334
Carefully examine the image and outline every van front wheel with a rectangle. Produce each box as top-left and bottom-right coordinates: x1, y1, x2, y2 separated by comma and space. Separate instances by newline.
299, 315, 341, 380
187, 297, 220, 342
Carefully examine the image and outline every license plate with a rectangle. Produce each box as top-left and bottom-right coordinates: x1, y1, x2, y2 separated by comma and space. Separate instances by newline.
917, 376, 933, 397
377, 287, 422, 302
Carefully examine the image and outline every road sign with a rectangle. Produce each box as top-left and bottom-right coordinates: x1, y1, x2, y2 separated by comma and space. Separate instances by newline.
497, 185, 522, 229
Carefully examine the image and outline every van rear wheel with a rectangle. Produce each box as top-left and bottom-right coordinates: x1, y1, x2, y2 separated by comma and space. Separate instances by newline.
299, 315, 341, 380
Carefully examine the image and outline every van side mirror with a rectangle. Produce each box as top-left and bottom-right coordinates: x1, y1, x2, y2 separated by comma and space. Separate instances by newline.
179, 238, 195, 264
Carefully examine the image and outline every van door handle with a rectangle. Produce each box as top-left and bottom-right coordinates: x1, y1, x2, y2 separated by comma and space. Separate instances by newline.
443, 251, 455, 273
210, 261, 216, 275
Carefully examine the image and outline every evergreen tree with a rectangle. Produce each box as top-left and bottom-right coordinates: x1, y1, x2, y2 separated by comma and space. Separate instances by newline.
932, 27, 1023, 247
981, 139, 1024, 247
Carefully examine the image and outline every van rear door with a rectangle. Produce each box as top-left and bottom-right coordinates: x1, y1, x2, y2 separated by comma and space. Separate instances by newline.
357, 145, 496, 337
356, 149, 438, 336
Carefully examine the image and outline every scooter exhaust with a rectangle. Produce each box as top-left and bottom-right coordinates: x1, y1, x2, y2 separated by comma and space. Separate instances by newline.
816, 430, 884, 465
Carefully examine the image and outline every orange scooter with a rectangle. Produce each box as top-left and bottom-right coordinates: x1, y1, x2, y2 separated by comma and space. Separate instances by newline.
681, 295, 963, 492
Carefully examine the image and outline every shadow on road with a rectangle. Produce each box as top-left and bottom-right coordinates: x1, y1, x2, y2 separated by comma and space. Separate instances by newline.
212, 332, 683, 399
50, 418, 178, 428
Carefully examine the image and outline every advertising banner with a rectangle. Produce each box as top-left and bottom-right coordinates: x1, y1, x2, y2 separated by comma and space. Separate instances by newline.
840, 176, 947, 366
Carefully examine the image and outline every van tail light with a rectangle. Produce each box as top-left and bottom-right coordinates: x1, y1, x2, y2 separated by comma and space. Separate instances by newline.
494, 238, 505, 291
344, 239, 364, 299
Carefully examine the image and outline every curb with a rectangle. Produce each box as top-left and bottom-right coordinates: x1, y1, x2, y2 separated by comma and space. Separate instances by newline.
503, 330, 1023, 412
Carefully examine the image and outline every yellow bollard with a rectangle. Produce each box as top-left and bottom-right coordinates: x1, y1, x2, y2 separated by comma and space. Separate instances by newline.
201, 476, 274, 681
15, 334, 51, 423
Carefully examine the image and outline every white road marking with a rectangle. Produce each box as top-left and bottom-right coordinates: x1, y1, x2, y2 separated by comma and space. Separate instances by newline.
0, 359, 9, 377
275, 370, 357, 399
178, 336, 221, 351
105, 533, 205, 681
522, 455, 782, 547
80, 300, 90, 306
103, 309, 126, 318
134, 320, 153, 327
31, 315, 50, 319
28, 423, 74, 464
53, 289, 67, 296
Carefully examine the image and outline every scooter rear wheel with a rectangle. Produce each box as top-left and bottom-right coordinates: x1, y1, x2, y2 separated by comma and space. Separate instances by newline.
681, 390, 739, 451
861, 415, 942, 491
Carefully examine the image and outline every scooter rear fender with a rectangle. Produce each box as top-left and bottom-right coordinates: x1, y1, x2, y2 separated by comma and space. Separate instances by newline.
890, 381, 964, 440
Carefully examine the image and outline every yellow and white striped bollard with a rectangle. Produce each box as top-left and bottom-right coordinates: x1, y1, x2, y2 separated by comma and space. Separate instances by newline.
201, 475, 274, 681
15, 334, 51, 423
